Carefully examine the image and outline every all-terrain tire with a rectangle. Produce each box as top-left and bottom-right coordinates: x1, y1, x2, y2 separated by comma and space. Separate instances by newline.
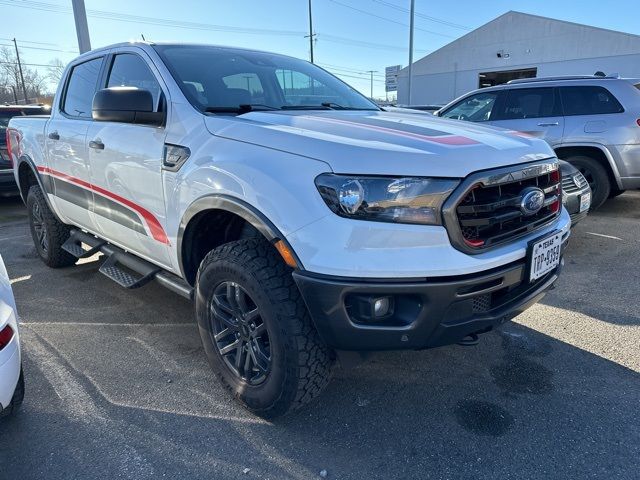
0, 368, 24, 418
26, 185, 76, 268
565, 155, 611, 209
195, 237, 335, 419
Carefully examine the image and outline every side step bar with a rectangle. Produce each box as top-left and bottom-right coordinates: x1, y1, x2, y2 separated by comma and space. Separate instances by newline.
64, 230, 194, 300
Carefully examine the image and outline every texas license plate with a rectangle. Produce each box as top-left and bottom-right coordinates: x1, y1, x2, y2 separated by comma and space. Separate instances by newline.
529, 232, 561, 282
579, 192, 591, 212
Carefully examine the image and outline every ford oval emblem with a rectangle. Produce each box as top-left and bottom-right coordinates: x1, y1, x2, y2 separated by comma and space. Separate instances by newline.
520, 187, 545, 215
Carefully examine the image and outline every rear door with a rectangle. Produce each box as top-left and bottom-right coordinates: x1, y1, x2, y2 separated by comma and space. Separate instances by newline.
46, 56, 105, 230
559, 85, 625, 143
85, 49, 171, 267
489, 87, 564, 146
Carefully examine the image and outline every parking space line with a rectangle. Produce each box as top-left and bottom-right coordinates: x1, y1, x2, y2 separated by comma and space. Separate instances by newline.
21, 321, 192, 327
586, 232, 623, 241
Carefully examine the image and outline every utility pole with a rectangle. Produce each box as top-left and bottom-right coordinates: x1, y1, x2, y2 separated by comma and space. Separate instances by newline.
367, 70, 377, 99
71, 0, 91, 54
12, 38, 28, 104
306, 0, 315, 63
407, 0, 415, 105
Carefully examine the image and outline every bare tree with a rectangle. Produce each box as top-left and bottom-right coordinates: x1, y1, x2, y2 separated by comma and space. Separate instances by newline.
0, 46, 48, 104
47, 58, 66, 86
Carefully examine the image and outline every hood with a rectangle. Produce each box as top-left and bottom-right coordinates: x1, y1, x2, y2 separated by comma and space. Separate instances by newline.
204, 110, 555, 177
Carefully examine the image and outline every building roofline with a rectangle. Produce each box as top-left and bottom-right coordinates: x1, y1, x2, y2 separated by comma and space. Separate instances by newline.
400, 10, 640, 75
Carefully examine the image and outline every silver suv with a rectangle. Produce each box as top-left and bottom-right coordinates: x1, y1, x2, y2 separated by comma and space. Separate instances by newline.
438, 76, 640, 208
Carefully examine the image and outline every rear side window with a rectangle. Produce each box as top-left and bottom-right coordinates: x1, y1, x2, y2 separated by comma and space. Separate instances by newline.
63, 57, 103, 118
107, 54, 162, 111
496, 88, 559, 120
560, 86, 624, 116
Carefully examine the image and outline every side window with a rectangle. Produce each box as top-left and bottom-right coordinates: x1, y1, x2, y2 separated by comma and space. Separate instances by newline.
441, 92, 498, 122
496, 88, 558, 120
560, 86, 624, 116
62, 57, 103, 118
107, 54, 162, 111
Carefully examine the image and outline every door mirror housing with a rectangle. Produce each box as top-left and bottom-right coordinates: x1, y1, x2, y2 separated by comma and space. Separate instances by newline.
92, 87, 164, 126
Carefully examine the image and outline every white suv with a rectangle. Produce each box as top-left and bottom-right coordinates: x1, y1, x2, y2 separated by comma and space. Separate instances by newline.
438, 76, 640, 208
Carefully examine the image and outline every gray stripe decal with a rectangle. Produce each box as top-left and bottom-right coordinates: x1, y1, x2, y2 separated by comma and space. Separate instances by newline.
51, 177, 147, 236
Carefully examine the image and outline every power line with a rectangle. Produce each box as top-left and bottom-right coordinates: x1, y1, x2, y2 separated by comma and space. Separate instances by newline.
317, 62, 385, 77
328, 0, 456, 38
371, 0, 472, 30
320, 33, 429, 54
1, 0, 430, 54
0, 0, 307, 37
0, 61, 58, 68
0, 42, 77, 54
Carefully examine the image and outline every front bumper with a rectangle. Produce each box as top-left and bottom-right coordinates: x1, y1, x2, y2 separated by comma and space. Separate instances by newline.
294, 239, 567, 351
563, 186, 591, 226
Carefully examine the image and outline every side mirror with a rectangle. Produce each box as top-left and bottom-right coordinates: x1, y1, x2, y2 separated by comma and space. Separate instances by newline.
92, 87, 164, 126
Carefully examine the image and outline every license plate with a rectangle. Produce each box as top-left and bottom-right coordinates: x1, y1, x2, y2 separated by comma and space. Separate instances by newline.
529, 232, 561, 282
579, 192, 591, 212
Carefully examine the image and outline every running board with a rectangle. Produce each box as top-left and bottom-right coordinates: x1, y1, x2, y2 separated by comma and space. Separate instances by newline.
65, 230, 194, 299
62, 231, 106, 258
99, 253, 160, 289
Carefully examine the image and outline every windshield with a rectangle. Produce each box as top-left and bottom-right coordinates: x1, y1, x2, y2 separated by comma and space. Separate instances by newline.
153, 45, 379, 113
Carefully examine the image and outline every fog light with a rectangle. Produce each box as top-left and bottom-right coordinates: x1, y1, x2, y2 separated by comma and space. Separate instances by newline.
374, 297, 391, 317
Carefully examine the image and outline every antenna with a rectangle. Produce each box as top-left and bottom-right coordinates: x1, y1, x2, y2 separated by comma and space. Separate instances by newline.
141, 34, 146, 41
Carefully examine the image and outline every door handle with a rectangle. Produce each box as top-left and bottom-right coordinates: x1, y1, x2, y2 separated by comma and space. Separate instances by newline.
48, 131, 60, 140
537, 122, 559, 127
89, 140, 104, 150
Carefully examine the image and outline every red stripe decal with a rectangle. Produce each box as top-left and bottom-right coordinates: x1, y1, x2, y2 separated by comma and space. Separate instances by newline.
306, 116, 480, 146
37, 166, 170, 245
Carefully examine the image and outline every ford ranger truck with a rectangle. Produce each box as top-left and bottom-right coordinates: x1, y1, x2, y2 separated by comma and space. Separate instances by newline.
7, 43, 570, 418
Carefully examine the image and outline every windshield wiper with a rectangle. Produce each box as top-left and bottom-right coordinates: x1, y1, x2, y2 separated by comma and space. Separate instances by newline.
322, 102, 379, 111
204, 104, 281, 114
280, 105, 333, 110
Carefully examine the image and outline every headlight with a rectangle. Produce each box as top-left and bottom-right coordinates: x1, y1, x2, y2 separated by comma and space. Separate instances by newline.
315, 174, 459, 225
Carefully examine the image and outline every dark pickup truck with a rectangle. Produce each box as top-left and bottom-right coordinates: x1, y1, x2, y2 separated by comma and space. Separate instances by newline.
1, 105, 50, 196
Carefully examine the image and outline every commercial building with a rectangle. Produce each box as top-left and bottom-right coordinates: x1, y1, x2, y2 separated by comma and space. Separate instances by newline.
397, 11, 640, 105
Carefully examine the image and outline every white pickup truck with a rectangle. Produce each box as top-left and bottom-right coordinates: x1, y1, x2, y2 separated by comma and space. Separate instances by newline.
8, 42, 570, 418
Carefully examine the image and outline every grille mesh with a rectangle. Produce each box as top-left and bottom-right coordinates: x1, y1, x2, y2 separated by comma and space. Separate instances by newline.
472, 294, 492, 313
562, 173, 589, 193
455, 170, 561, 250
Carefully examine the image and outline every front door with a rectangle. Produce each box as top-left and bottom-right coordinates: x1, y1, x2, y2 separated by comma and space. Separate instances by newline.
85, 51, 171, 268
489, 87, 565, 147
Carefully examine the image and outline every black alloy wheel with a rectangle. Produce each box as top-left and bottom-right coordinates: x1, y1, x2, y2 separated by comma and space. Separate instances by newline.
31, 201, 48, 254
209, 281, 271, 385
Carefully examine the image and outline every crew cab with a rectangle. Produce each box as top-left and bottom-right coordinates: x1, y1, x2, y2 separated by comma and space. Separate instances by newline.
8, 42, 571, 418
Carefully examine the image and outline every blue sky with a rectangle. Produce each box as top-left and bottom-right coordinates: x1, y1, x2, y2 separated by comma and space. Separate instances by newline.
2, 0, 639, 98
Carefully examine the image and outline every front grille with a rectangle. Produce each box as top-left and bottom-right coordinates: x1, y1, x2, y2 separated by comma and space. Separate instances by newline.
561, 173, 588, 193
444, 160, 562, 252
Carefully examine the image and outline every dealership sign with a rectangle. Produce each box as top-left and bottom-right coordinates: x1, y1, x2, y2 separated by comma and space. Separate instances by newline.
385, 65, 401, 92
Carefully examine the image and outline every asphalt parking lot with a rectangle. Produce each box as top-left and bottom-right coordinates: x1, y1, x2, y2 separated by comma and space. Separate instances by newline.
0, 193, 638, 480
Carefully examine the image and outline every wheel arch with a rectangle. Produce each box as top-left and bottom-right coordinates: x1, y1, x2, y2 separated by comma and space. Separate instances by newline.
554, 143, 622, 189
177, 195, 304, 285
16, 156, 61, 216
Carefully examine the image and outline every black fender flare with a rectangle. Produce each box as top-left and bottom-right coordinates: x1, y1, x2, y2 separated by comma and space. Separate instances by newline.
177, 194, 304, 280
16, 156, 60, 218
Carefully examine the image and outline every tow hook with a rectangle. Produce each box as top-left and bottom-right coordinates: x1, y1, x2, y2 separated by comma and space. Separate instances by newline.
457, 333, 479, 346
